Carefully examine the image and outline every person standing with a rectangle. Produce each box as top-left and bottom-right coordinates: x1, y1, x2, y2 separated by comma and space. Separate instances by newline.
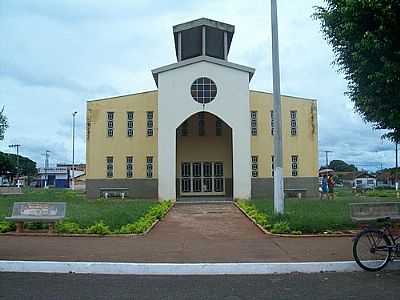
321, 175, 329, 200
328, 174, 335, 200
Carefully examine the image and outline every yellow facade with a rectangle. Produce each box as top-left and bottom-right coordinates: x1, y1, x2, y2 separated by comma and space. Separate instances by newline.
250, 90, 318, 178
86, 90, 318, 181
86, 91, 158, 180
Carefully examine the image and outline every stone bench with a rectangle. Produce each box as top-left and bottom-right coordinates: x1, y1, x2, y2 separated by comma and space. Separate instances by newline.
5, 202, 66, 233
284, 188, 307, 199
99, 188, 128, 199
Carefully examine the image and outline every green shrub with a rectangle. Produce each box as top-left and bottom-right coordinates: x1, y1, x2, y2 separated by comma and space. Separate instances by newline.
118, 201, 173, 234
86, 221, 112, 235
271, 221, 291, 234
56, 221, 83, 234
0, 221, 15, 233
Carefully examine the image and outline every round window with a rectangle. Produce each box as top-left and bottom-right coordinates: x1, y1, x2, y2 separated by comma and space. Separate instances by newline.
190, 77, 217, 104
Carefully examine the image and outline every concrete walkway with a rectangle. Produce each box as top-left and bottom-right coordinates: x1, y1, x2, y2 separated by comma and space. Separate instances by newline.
0, 203, 353, 263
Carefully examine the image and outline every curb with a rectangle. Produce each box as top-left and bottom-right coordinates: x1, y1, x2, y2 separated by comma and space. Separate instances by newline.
234, 202, 356, 238
1, 260, 400, 275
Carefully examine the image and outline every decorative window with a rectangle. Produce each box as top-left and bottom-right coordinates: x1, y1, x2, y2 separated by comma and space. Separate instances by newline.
147, 111, 154, 136
107, 112, 114, 137
271, 155, 274, 177
198, 113, 205, 136
146, 156, 153, 178
127, 111, 134, 137
290, 110, 297, 136
190, 77, 217, 105
106, 156, 113, 178
215, 118, 223, 136
270, 110, 274, 136
252, 156, 258, 178
291, 155, 298, 177
214, 162, 224, 192
126, 156, 133, 178
250, 111, 257, 136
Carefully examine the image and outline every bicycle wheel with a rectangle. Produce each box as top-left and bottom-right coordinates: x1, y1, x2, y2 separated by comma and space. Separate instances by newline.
353, 229, 392, 271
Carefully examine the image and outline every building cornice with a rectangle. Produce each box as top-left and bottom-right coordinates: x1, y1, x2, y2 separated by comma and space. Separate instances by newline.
152, 55, 255, 86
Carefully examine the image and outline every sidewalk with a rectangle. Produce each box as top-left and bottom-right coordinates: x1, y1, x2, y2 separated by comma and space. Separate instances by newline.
0, 203, 353, 263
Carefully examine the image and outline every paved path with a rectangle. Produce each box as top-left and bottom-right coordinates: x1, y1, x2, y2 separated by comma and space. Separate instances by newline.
0, 203, 353, 262
2, 271, 400, 300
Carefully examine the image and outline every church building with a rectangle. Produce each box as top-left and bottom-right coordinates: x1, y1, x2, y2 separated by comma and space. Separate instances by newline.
86, 18, 319, 200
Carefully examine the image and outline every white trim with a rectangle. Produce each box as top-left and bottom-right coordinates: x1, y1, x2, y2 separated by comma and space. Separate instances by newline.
1, 261, 400, 275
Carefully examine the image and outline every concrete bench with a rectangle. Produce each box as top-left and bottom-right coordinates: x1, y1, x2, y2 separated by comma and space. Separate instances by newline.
350, 202, 400, 223
5, 202, 66, 233
0, 187, 23, 195
99, 188, 128, 199
284, 188, 307, 199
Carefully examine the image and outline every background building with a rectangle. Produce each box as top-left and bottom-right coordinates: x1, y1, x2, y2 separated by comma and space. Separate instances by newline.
86, 18, 319, 200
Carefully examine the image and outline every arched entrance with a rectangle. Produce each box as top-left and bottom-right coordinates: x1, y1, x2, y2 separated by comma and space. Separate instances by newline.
176, 111, 233, 200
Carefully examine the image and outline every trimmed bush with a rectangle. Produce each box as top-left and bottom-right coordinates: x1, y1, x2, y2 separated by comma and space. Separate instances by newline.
271, 221, 291, 234
0, 221, 15, 233
56, 221, 83, 234
86, 221, 111, 235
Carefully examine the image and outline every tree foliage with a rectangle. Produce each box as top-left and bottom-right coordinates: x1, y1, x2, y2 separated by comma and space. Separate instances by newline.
0, 106, 8, 140
0, 152, 37, 177
328, 159, 358, 172
314, 0, 400, 134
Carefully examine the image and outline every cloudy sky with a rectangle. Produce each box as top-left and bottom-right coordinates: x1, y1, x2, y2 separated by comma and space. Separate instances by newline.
0, 0, 395, 171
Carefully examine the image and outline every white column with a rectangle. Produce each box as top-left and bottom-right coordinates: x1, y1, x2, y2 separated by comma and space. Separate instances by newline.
232, 126, 251, 199
158, 122, 176, 200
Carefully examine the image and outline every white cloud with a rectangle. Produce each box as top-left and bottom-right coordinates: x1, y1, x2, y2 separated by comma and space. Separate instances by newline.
0, 0, 395, 170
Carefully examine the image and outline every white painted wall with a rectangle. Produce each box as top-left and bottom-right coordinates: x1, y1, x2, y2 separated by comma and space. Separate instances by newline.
157, 60, 251, 200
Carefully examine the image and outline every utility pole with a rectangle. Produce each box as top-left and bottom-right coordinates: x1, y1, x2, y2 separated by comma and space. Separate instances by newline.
8, 144, 22, 187
42, 150, 51, 189
323, 150, 333, 168
271, 0, 284, 214
72, 111, 77, 190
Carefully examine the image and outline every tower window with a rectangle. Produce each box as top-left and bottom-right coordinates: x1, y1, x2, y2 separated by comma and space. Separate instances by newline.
290, 111, 297, 136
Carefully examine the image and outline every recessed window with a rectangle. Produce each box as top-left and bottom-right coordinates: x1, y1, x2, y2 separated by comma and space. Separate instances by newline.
147, 111, 154, 136
126, 156, 134, 178
146, 156, 153, 178
191, 77, 217, 104
290, 111, 297, 136
291, 155, 298, 177
251, 111, 257, 136
106, 156, 113, 178
252, 156, 258, 178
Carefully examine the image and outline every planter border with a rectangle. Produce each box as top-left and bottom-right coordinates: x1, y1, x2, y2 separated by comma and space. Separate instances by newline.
0, 201, 175, 237
234, 201, 356, 238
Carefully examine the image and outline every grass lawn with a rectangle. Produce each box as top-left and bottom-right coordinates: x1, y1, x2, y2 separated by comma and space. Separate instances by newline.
248, 188, 400, 234
0, 188, 157, 231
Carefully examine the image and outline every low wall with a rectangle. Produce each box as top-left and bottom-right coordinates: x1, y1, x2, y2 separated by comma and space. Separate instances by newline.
86, 179, 158, 199
251, 177, 319, 199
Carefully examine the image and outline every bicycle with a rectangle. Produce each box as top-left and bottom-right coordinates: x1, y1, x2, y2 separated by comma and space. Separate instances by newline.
353, 217, 400, 271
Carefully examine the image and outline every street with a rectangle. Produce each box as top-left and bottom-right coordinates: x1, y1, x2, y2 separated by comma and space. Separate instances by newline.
1, 271, 400, 300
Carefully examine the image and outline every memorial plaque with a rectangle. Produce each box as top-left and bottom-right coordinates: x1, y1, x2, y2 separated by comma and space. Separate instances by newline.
8, 202, 66, 220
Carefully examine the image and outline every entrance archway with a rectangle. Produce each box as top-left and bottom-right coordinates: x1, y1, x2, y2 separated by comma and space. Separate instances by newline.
176, 112, 233, 200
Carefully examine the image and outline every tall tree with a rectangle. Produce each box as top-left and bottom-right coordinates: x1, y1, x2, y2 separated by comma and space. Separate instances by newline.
328, 159, 358, 172
314, 0, 400, 134
0, 106, 8, 140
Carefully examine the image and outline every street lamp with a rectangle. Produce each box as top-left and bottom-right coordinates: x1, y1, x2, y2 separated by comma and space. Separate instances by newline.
72, 111, 77, 190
